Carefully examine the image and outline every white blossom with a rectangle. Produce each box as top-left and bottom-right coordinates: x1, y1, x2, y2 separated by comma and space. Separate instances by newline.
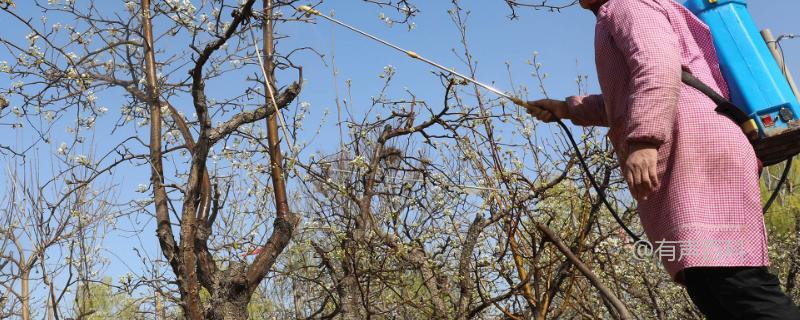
25, 32, 39, 45
86, 91, 97, 104
379, 65, 395, 79
74, 154, 90, 166
57, 142, 67, 155
378, 12, 393, 27
349, 155, 368, 169
66, 68, 78, 79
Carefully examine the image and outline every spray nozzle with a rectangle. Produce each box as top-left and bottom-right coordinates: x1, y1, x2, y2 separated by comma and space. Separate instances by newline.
297, 5, 321, 17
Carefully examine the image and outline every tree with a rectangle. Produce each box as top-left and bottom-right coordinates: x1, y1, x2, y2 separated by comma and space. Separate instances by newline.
1, 152, 115, 319
0, 0, 303, 316
73, 277, 142, 320
1, 0, 414, 317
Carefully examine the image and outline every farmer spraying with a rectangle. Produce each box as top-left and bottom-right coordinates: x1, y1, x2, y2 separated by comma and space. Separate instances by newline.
298, 0, 800, 316
527, 0, 800, 318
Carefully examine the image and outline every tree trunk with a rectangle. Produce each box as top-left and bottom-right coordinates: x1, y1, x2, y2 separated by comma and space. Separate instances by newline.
155, 290, 165, 320
46, 294, 54, 320
21, 269, 30, 320
141, 0, 200, 317
205, 263, 251, 320
339, 239, 362, 320
292, 276, 304, 318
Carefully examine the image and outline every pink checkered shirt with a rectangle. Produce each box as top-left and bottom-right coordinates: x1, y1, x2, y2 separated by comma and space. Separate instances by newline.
566, 0, 768, 282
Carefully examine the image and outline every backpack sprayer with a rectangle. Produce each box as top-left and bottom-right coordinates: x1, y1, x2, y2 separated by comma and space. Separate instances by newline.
684, 0, 800, 166
296, 1, 798, 242
682, 0, 800, 211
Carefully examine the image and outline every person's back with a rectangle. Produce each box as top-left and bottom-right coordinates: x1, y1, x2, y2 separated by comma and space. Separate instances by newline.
526, 0, 800, 318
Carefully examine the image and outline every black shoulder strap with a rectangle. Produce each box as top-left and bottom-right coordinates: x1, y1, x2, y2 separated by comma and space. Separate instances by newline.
681, 69, 727, 105
681, 69, 751, 125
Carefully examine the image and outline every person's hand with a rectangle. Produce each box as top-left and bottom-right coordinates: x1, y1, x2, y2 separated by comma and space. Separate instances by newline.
524, 99, 569, 123
624, 142, 659, 201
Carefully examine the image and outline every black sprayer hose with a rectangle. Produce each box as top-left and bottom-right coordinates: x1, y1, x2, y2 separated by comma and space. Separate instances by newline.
560, 111, 790, 239
763, 157, 792, 214
557, 115, 793, 240
555, 119, 644, 243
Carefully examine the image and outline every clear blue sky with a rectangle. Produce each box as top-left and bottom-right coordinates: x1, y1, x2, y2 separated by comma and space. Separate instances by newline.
1, 0, 798, 303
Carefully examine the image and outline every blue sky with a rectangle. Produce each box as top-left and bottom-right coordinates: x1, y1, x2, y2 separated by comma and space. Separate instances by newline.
1, 0, 798, 307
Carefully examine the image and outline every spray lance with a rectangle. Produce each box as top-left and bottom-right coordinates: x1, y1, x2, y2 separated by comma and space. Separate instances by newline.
296, 5, 643, 242
296, 6, 524, 106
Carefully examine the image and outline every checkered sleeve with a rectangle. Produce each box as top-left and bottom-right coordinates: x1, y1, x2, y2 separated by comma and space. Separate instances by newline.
566, 94, 608, 127
603, 0, 681, 147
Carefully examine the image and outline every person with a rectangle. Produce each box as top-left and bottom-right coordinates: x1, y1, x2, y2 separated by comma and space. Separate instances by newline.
526, 0, 800, 318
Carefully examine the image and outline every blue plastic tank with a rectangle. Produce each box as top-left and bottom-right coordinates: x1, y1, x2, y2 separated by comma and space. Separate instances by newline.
684, 0, 800, 137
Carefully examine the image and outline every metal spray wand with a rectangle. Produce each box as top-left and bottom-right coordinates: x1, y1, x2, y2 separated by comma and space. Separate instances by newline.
297, 5, 528, 107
